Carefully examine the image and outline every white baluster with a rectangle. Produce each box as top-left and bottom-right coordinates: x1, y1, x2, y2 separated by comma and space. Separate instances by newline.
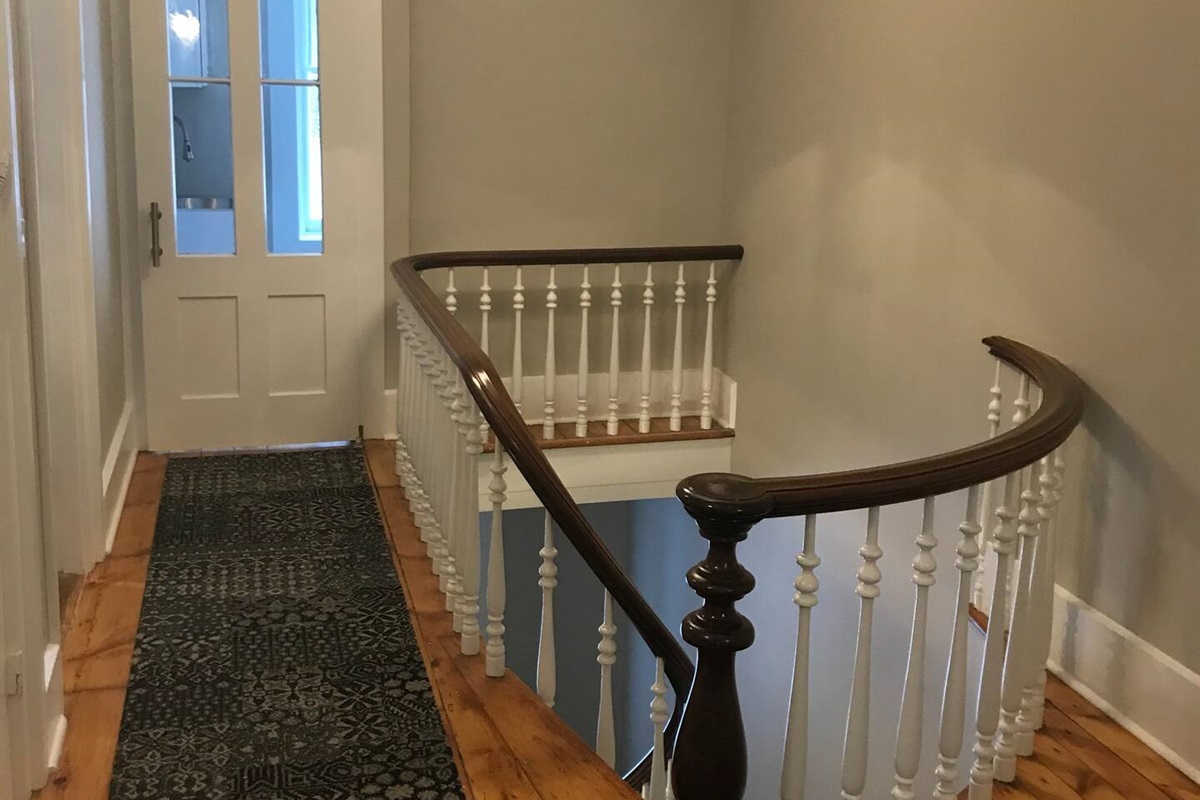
444, 370, 466, 629
647, 657, 669, 800
596, 590, 618, 767
1015, 451, 1061, 754
544, 266, 558, 439
1026, 451, 1067, 731
485, 441, 507, 677
537, 511, 558, 707
700, 262, 716, 430
512, 268, 525, 420
891, 497, 938, 800
445, 267, 458, 315
782, 514, 819, 800
669, 264, 685, 432
994, 456, 1046, 781
1001, 377, 1032, 627
968, 470, 1021, 800
459, 400, 483, 656
607, 265, 622, 435
639, 264, 654, 433
933, 485, 983, 800
577, 266, 591, 437
479, 267, 491, 443
841, 507, 883, 800
973, 359, 1004, 609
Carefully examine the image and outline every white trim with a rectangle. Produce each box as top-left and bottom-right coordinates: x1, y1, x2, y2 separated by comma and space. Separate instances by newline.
101, 398, 133, 490
1048, 585, 1200, 782
478, 437, 733, 511
43, 713, 66, 770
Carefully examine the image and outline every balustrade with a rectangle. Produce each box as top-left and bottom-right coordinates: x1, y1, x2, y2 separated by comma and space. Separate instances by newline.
392, 247, 1083, 800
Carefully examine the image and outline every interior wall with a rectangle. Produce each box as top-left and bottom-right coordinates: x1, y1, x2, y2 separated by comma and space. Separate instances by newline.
384, 0, 734, 388
719, 0, 1200, 685
80, 0, 127, 453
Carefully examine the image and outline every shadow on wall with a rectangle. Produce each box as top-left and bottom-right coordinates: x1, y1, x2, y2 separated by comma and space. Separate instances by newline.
721, 0, 1200, 686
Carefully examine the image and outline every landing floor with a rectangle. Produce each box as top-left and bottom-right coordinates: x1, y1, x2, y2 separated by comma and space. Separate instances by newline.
34, 443, 1197, 800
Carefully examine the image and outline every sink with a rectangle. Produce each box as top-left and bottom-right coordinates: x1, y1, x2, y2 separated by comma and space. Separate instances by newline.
177, 195, 233, 210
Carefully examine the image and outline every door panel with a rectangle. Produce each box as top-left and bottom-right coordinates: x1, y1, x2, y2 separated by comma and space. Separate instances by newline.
132, 0, 369, 449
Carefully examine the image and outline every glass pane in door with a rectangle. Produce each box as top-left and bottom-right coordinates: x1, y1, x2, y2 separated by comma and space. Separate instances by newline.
166, 0, 235, 255
259, 0, 322, 254
171, 83, 236, 255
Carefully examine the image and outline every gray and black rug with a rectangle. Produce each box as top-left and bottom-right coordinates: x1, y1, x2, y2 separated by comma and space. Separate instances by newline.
110, 446, 464, 800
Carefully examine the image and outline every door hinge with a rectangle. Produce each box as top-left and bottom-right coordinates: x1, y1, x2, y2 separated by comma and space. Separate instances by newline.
3, 651, 23, 697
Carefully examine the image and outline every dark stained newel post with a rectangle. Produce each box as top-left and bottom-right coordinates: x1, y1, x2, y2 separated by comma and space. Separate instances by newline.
671, 474, 770, 800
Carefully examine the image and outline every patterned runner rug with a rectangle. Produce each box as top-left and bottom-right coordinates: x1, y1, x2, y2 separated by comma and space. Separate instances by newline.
110, 447, 463, 800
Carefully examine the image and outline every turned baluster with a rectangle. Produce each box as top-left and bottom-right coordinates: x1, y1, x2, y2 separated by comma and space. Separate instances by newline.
445, 371, 467, 631
671, 483, 764, 800
543, 267, 558, 439
973, 359, 1004, 609
1015, 451, 1061, 754
841, 507, 884, 800
933, 485, 983, 800
968, 470, 1021, 800
891, 498, 938, 800
512, 268, 525, 420
1003, 377, 1033, 626
537, 511, 558, 707
670, 264, 686, 432
700, 262, 717, 430
485, 441, 507, 677
994, 456, 1047, 781
479, 267, 491, 443
444, 267, 457, 315
648, 658, 670, 800
577, 266, 591, 437
596, 589, 618, 766
639, 264, 654, 433
781, 514, 820, 800
459, 400, 483, 656
607, 265, 622, 435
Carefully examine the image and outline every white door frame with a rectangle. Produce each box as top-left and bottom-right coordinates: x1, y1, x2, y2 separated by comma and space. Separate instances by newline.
12, 0, 106, 580
0, 0, 62, 793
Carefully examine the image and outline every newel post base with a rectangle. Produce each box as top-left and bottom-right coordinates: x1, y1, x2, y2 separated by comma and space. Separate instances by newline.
672, 473, 770, 800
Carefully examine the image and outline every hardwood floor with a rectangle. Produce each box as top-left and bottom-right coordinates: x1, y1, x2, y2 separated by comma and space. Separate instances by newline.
33, 452, 164, 799
363, 440, 639, 800
480, 414, 732, 453
36, 446, 634, 800
35, 443, 1195, 800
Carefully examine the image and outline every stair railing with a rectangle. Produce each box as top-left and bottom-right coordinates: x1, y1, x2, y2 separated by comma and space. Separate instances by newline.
670, 337, 1085, 800
391, 245, 744, 793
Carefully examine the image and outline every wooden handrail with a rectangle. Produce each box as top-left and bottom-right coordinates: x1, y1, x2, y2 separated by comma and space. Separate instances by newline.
391, 245, 744, 785
676, 336, 1085, 523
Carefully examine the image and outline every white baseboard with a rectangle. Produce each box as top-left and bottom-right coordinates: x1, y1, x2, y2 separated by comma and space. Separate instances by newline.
101, 400, 138, 554
479, 436, 732, 510
1048, 585, 1200, 782
45, 713, 67, 770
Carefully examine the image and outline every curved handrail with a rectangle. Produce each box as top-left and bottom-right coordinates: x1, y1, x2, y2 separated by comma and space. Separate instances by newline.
677, 336, 1086, 522
391, 245, 744, 784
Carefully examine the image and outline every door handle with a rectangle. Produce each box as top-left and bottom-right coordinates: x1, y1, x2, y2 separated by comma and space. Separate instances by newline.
150, 201, 163, 267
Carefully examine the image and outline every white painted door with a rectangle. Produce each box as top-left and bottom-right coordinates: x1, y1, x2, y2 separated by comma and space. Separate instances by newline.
131, 0, 382, 449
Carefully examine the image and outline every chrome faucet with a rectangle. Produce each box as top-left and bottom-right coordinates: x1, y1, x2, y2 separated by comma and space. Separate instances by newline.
173, 115, 195, 162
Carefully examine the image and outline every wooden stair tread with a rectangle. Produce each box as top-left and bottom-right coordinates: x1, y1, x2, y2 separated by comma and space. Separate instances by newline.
365, 441, 639, 800
481, 415, 732, 452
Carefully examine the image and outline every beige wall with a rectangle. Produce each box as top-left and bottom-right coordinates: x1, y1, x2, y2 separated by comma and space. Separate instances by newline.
386, 0, 734, 386
81, 0, 128, 450
721, 1, 1200, 672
